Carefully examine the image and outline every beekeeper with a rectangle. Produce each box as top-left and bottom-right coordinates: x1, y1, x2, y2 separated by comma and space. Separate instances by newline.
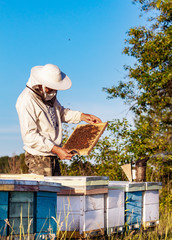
16, 64, 101, 176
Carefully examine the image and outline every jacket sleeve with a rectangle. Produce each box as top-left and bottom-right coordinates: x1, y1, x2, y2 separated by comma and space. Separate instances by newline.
16, 98, 54, 153
56, 100, 82, 124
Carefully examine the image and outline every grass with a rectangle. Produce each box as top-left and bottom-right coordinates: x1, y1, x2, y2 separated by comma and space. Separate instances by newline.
0, 196, 172, 240
0, 210, 171, 240
106, 211, 172, 240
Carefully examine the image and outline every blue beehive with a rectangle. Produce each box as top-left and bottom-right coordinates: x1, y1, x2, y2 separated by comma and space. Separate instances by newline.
35, 191, 57, 237
0, 175, 61, 239
0, 192, 8, 236
125, 191, 143, 228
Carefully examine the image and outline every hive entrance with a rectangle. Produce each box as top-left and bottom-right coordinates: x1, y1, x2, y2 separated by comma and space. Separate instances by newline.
63, 122, 108, 155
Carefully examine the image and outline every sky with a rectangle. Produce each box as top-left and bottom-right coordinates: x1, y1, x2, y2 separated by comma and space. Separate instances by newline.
0, 0, 149, 157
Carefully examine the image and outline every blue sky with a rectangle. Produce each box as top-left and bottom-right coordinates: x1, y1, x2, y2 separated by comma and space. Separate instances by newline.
0, 0, 148, 157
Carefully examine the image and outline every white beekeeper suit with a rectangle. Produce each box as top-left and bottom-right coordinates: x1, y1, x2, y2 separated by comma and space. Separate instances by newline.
16, 64, 82, 156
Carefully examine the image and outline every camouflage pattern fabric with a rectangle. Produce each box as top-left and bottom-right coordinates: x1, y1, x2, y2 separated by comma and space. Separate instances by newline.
25, 152, 61, 176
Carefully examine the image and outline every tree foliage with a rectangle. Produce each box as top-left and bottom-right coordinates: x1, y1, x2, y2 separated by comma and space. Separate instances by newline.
103, 0, 172, 177
102, 0, 172, 210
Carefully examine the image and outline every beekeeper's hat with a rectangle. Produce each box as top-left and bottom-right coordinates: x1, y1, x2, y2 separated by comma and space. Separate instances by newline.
30, 64, 72, 90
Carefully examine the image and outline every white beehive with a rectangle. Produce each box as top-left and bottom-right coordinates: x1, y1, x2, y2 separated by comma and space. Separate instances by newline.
143, 182, 162, 228
45, 176, 109, 238
106, 187, 125, 234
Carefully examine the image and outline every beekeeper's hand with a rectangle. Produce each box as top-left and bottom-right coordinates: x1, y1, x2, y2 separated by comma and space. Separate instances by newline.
81, 113, 102, 124
51, 145, 74, 160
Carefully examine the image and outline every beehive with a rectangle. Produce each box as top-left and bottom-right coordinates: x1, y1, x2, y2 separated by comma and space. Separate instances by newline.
107, 181, 146, 231
45, 176, 109, 238
106, 181, 162, 231
0, 175, 61, 239
143, 182, 162, 228
63, 122, 108, 155
106, 182, 125, 234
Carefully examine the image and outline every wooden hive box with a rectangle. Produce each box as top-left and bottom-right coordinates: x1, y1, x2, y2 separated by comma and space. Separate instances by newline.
106, 181, 146, 231
143, 182, 162, 228
63, 122, 108, 155
0, 191, 8, 236
106, 182, 125, 235
45, 176, 109, 238
0, 175, 61, 239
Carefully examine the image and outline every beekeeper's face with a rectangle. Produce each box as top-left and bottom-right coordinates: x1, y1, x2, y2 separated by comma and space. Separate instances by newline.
44, 87, 55, 94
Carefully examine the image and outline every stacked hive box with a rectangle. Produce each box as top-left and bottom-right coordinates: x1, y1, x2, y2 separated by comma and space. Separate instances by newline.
106, 181, 162, 232
45, 176, 109, 238
0, 176, 61, 239
0, 191, 8, 236
143, 182, 162, 228
107, 181, 146, 231
106, 182, 125, 234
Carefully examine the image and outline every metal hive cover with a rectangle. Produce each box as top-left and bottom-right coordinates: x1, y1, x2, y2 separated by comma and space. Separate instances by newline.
63, 122, 108, 155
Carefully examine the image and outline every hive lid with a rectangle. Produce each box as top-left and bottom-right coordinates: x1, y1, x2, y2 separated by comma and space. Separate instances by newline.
145, 182, 162, 190
63, 122, 108, 155
45, 176, 109, 186
0, 174, 61, 192
108, 181, 146, 192
0, 174, 44, 180
45, 176, 109, 195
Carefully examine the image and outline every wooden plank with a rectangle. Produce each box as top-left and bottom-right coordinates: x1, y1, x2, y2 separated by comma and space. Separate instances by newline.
57, 188, 108, 195
36, 197, 56, 218
125, 192, 143, 225
38, 185, 60, 192
107, 207, 125, 228
36, 218, 57, 234
143, 190, 159, 205
57, 196, 81, 213
145, 182, 162, 190
0, 191, 8, 236
9, 202, 33, 218
35, 191, 57, 234
0, 185, 14, 191
14, 185, 38, 192
0, 174, 44, 180
107, 190, 124, 209
84, 209, 104, 232
36, 191, 57, 198
85, 194, 104, 211
9, 192, 34, 202
126, 211, 142, 225
143, 203, 159, 222
85, 188, 108, 195
55, 213, 80, 231
63, 122, 108, 155
57, 189, 84, 195
0, 191, 8, 204
0, 205, 8, 220
126, 191, 143, 202
8, 192, 34, 235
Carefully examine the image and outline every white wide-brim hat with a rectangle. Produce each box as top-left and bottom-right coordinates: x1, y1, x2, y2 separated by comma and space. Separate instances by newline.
30, 64, 72, 90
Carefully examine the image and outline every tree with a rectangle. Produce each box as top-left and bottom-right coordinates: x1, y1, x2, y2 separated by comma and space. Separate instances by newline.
103, 0, 172, 211
102, 0, 171, 210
